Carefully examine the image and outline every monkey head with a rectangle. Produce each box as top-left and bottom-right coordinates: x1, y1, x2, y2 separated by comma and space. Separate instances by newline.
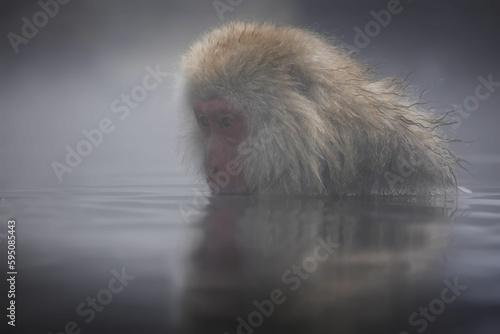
180, 22, 334, 195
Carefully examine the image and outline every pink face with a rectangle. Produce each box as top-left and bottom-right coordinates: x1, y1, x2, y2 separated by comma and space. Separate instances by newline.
193, 98, 248, 194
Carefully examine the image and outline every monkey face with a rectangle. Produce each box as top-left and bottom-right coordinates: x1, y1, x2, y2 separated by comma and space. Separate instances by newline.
193, 98, 249, 194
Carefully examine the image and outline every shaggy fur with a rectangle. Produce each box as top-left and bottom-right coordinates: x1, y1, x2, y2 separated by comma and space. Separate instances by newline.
179, 21, 462, 195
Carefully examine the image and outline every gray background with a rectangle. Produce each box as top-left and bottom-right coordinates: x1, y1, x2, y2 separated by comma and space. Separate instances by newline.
0, 0, 499, 189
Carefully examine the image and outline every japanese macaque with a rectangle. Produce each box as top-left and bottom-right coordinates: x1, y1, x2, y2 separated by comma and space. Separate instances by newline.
179, 21, 462, 195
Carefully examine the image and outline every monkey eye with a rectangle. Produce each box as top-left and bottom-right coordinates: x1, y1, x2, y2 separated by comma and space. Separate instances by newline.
198, 115, 209, 127
219, 116, 233, 128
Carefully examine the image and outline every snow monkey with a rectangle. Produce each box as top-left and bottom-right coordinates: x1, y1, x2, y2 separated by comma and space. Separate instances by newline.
179, 21, 462, 196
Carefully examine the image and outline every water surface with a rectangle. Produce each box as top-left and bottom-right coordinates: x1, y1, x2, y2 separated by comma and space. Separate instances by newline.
1, 182, 499, 334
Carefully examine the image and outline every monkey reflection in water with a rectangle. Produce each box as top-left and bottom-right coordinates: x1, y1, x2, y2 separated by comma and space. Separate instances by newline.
179, 21, 465, 196
179, 197, 456, 334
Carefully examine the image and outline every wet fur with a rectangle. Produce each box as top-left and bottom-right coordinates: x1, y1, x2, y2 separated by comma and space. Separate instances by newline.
180, 21, 462, 195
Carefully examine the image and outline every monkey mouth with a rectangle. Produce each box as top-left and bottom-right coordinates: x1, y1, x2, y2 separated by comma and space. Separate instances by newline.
206, 175, 249, 195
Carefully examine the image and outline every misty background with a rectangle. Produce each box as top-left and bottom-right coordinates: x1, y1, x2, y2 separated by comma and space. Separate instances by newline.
0, 0, 499, 190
